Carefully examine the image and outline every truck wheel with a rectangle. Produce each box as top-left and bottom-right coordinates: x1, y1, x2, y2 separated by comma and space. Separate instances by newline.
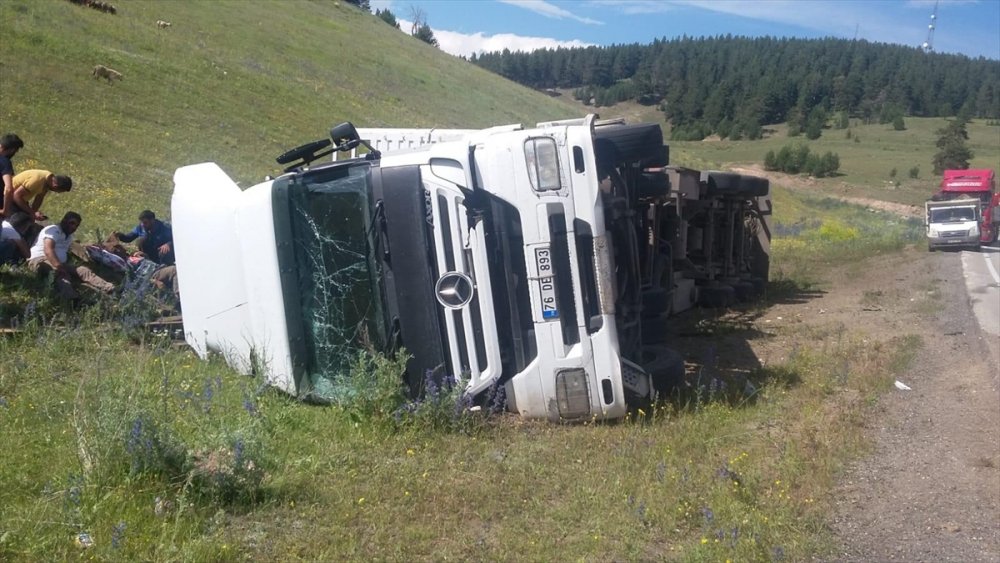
594, 123, 666, 168
738, 175, 770, 197
641, 345, 686, 396
701, 171, 741, 196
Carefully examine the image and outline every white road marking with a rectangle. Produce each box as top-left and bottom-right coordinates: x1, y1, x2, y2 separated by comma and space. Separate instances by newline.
983, 250, 1000, 285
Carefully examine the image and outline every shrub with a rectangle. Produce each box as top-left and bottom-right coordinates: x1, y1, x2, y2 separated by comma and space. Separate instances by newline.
763, 144, 840, 177
909, 166, 920, 179
889, 168, 897, 178
764, 150, 778, 171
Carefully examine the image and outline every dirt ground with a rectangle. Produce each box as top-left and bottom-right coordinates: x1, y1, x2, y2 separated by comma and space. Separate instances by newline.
729, 164, 924, 218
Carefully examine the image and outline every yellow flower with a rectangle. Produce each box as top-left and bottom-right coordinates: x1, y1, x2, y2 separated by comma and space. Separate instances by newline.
406, 449, 415, 456
700, 538, 708, 544
358, 497, 365, 505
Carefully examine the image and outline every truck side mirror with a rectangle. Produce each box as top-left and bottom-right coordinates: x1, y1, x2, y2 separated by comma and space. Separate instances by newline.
330, 122, 361, 148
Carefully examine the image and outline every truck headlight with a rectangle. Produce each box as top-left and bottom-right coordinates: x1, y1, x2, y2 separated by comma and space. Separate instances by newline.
928, 228, 938, 237
969, 227, 979, 237
525, 138, 561, 192
555, 369, 590, 419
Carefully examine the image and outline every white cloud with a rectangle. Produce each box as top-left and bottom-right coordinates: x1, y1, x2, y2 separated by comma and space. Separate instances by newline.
588, 0, 676, 15
398, 19, 595, 57
498, 0, 603, 25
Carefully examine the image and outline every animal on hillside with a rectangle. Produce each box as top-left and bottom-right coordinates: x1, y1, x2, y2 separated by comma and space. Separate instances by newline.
156, 20, 172, 28
92, 64, 123, 83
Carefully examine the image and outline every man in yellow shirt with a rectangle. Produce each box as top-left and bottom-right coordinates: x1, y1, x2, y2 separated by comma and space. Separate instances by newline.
3, 169, 73, 221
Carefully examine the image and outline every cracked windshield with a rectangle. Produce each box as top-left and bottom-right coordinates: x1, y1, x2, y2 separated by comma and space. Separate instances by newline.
289, 165, 384, 399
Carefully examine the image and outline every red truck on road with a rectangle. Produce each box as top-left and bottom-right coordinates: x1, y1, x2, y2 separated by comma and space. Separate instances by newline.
931, 169, 1000, 245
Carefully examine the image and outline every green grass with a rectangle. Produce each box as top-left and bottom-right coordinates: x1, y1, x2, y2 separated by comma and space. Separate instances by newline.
1, 315, 920, 561
766, 187, 925, 288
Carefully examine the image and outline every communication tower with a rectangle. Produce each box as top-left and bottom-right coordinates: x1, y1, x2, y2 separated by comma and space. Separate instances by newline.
922, 1, 938, 52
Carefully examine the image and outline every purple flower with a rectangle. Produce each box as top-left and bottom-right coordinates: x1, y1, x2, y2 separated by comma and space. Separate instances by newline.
702, 506, 714, 523
111, 521, 126, 549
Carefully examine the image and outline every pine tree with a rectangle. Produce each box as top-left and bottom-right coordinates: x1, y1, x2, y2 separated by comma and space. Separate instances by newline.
375, 8, 400, 29
413, 23, 438, 47
932, 119, 974, 174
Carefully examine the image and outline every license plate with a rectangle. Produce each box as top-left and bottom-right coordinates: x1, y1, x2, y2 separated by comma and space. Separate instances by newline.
535, 247, 559, 321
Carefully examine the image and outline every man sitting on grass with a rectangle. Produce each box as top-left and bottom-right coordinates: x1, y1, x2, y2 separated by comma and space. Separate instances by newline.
0, 212, 33, 266
27, 211, 115, 300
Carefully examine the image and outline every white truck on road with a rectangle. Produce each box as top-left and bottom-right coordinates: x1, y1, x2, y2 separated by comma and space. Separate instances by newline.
926, 198, 982, 251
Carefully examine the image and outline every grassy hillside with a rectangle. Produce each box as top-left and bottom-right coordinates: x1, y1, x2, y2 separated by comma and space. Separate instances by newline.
0, 0, 579, 232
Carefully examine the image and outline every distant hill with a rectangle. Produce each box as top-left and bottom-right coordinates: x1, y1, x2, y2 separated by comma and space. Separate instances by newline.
0, 0, 580, 230
472, 37, 1000, 141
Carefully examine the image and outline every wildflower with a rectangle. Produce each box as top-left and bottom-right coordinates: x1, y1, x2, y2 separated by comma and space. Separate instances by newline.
111, 521, 126, 549
406, 449, 415, 456
700, 538, 708, 545
242, 398, 259, 417
701, 507, 714, 523
358, 497, 365, 505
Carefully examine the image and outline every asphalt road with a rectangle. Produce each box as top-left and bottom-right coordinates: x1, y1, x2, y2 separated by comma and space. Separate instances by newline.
962, 242, 1000, 339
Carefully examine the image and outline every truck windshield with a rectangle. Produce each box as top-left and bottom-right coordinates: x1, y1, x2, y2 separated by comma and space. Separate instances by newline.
288, 164, 385, 398
930, 207, 975, 223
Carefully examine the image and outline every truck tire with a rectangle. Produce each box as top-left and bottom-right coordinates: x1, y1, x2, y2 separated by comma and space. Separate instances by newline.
641, 345, 686, 396
594, 123, 667, 168
701, 171, 741, 197
738, 175, 770, 197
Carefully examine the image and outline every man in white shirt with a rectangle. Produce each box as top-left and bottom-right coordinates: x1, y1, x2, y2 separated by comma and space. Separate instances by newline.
27, 211, 115, 299
0, 211, 32, 265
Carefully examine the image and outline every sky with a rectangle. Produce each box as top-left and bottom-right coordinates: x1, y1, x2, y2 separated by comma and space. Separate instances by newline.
369, 0, 1000, 60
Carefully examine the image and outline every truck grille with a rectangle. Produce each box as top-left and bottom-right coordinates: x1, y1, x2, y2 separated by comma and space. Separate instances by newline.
426, 185, 499, 393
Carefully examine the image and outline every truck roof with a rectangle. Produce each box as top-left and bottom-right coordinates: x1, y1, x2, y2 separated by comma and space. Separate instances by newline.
941, 169, 995, 192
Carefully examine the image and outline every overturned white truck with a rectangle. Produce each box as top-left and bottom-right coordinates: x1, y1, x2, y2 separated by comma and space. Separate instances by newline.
172, 115, 770, 421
